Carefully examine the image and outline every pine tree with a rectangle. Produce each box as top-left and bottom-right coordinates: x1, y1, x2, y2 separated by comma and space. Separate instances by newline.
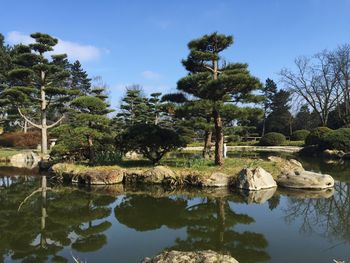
70, 60, 92, 95
265, 89, 293, 135
178, 32, 261, 165
261, 78, 277, 136
5, 33, 72, 156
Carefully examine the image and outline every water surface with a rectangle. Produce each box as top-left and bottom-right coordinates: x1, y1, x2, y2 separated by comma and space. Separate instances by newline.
0, 156, 349, 263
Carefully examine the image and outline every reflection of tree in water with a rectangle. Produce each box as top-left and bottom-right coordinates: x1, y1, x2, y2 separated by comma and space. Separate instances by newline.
115, 195, 270, 263
0, 175, 115, 262
283, 181, 350, 244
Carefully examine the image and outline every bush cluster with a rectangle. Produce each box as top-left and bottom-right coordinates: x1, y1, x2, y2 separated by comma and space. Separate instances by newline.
291, 129, 310, 141
319, 128, 350, 152
305, 127, 332, 146
259, 132, 286, 146
0, 131, 41, 148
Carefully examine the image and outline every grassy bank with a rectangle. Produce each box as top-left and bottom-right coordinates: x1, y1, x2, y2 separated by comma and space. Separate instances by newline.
52, 156, 281, 181
0, 148, 24, 161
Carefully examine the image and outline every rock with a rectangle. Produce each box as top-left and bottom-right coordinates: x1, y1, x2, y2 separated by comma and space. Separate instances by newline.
141, 250, 239, 263
72, 169, 125, 185
236, 167, 277, 190
143, 166, 179, 184
202, 172, 231, 187
277, 170, 334, 189
342, 152, 350, 160
236, 187, 277, 204
322, 149, 345, 159
268, 156, 334, 189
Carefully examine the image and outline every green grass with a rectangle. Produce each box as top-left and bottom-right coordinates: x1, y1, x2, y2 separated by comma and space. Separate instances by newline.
54, 155, 281, 180
0, 148, 23, 159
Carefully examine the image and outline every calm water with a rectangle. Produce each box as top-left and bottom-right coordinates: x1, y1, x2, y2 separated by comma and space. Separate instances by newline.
0, 156, 350, 263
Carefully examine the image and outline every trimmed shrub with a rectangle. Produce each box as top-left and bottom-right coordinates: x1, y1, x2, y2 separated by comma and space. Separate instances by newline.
291, 130, 310, 141
0, 131, 41, 148
319, 128, 350, 152
305, 127, 332, 146
259, 132, 286, 146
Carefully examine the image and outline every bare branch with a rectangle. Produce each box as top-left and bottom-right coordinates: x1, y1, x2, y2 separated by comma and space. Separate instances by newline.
18, 108, 42, 129
47, 115, 65, 129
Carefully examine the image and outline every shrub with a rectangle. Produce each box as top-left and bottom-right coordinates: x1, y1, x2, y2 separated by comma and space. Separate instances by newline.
117, 124, 187, 165
259, 132, 286, 146
305, 127, 332, 146
0, 131, 41, 148
291, 130, 310, 141
319, 128, 350, 152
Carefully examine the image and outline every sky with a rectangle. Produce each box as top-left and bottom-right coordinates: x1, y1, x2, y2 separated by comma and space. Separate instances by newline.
1, 0, 350, 109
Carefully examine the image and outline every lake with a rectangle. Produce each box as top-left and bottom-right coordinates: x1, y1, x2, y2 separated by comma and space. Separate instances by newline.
0, 155, 349, 263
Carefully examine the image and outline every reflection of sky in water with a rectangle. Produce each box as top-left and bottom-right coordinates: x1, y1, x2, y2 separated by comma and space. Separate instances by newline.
1, 156, 350, 263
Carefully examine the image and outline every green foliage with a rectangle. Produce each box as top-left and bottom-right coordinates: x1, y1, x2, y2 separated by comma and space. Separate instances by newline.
319, 128, 350, 152
291, 130, 310, 141
305, 127, 333, 146
117, 124, 187, 165
0, 131, 41, 148
265, 89, 292, 135
259, 132, 286, 146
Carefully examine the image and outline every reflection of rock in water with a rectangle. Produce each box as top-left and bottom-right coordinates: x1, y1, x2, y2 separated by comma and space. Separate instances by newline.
10, 151, 40, 168
235, 188, 277, 204
278, 187, 334, 199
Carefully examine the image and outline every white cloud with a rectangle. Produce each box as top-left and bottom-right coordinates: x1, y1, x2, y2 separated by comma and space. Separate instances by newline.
141, 70, 161, 80
6, 31, 102, 62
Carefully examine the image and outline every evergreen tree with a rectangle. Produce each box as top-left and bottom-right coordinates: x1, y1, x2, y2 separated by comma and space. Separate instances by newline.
116, 85, 149, 128
293, 104, 320, 131
70, 60, 92, 95
52, 79, 113, 165
5, 33, 73, 155
178, 32, 261, 165
261, 79, 277, 136
265, 89, 293, 135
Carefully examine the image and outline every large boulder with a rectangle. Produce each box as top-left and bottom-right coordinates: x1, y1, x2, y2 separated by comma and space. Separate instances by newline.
72, 169, 125, 185
141, 250, 239, 263
143, 166, 178, 184
202, 172, 232, 187
236, 167, 277, 190
268, 156, 334, 189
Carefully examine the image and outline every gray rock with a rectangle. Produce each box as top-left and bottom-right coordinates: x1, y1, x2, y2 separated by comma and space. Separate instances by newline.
322, 149, 345, 159
202, 172, 231, 187
10, 151, 39, 168
143, 166, 178, 184
277, 170, 334, 189
236, 167, 277, 190
141, 250, 239, 263
72, 170, 125, 185
268, 156, 334, 189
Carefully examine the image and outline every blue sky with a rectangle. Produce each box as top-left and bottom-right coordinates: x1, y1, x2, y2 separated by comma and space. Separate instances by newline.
1, 0, 350, 109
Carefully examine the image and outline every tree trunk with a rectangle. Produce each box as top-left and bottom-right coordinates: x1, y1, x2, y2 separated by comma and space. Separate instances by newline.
24, 120, 28, 133
41, 71, 48, 156
262, 112, 266, 136
88, 135, 95, 166
203, 130, 212, 159
216, 198, 226, 245
213, 109, 224, 166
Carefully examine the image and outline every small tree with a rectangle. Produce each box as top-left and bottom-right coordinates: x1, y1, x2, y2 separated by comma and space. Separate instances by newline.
117, 124, 187, 165
178, 32, 261, 165
261, 79, 277, 136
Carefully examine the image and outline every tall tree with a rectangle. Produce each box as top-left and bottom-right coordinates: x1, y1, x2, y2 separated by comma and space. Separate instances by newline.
261, 79, 277, 136
265, 89, 293, 135
293, 104, 320, 131
281, 52, 339, 126
6, 33, 71, 156
70, 60, 92, 95
178, 32, 261, 165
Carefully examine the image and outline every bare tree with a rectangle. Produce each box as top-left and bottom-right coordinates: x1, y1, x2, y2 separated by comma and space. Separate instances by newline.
329, 44, 350, 125
281, 51, 339, 126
